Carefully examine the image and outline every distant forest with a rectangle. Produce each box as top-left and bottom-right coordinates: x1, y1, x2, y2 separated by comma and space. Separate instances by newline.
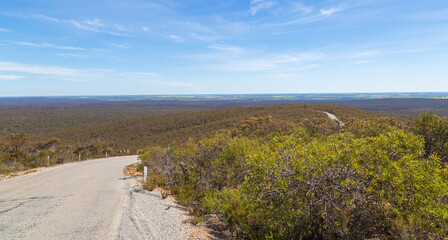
1, 96, 448, 175
1, 97, 448, 137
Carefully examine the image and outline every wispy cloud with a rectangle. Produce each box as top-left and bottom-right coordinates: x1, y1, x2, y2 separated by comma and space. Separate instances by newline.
146, 80, 194, 87
252, 1, 372, 29
348, 50, 380, 59
0, 12, 62, 22
56, 53, 85, 58
85, 18, 104, 27
169, 34, 183, 42
0, 75, 24, 80
2, 12, 132, 37
320, 8, 341, 16
207, 44, 244, 54
204, 52, 325, 72
250, 0, 277, 15
106, 42, 131, 49
0, 61, 157, 82
15, 41, 85, 50
0, 61, 95, 77
289, 2, 314, 15
70, 19, 130, 37
0, 27, 8, 32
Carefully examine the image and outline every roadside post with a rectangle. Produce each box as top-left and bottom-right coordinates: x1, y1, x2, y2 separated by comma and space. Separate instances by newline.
78, 153, 81, 161
105, 152, 108, 158
143, 166, 147, 182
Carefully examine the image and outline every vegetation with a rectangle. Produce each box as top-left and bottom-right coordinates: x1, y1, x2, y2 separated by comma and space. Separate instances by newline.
2, 95, 448, 238
140, 114, 448, 239
50, 104, 379, 149
0, 133, 116, 174
0, 104, 377, 175
2, 96, 448, 238
3, 97, 448, 137
411, 113, 448, 163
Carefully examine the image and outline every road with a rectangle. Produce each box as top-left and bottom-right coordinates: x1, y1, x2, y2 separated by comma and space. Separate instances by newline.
0, 156, 137, 240
323, 111, 345, 126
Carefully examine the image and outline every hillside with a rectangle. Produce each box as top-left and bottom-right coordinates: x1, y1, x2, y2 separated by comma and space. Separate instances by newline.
2, 97, 448, 136
50, 104, 382, 149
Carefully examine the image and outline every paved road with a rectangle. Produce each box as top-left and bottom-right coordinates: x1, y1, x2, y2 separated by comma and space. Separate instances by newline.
0, 156, 137, 240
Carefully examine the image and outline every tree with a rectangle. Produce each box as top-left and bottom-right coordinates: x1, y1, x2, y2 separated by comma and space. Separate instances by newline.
8, 133, 27, 155
411, 113, 448, 164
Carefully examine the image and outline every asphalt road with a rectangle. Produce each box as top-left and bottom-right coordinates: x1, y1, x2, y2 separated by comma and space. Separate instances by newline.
0, 156, 137, 240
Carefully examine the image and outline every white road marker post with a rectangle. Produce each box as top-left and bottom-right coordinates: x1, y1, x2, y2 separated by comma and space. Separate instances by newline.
106, 151, 108, 158
78, 153, 81, 161
143, 166, 147, 183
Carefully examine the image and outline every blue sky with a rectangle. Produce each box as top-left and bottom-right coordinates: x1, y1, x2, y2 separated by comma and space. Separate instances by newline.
0, 0, 447, 96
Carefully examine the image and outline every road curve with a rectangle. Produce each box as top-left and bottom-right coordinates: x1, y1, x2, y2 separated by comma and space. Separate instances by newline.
0, 156, 137, 240
323, 111, 345, 127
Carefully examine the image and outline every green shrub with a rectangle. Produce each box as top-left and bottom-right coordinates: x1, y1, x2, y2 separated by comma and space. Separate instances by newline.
139, 116, 448, 239
203, 129, 448, 239
411, 113, 448, 163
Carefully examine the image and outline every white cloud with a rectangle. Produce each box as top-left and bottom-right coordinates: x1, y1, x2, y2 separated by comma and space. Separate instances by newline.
169, 34, 183, 42
289, 2, 313, 14
70, 19, 130, 37
207, 44, 244, 54
250, 0, 277, 15
114, 24, 126, 31
15, 41, 85, 50
151, 81, 194, 87
106, 42, 131, 49
320, 8, 341, 16
0, 61, 157, 82
0, 61, 93, 77
142, 26, 149, 32
0, 27, 8, 32
0, 75, 24, 80
56, 53, 85, 58
85, 18, 104, 27
348, 50, 380, 59
1, 13, 62, 22
33, 14, 61, 22
206, 52, 325, 72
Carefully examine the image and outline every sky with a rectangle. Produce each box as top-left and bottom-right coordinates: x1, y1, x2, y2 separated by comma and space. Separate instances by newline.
0, 0, 447, 96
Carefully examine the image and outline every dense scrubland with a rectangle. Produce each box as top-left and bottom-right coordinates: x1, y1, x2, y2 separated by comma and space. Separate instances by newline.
0, 104, 376, 174
139, 113, 448, 239
51, 104, 378, 148
2, 97, 448, 136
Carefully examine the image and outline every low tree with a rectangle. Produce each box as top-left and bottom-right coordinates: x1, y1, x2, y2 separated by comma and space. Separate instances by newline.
8, 133, 27, 157
411, 113, 448, 163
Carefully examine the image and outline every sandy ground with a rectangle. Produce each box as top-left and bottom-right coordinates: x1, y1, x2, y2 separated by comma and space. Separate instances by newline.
0, 167, 48, 182
117, 177, 191, 239
120, 164, 219, 240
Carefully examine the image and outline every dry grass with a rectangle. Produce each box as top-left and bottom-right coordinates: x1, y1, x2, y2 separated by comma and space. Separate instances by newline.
124, 163, 142, 176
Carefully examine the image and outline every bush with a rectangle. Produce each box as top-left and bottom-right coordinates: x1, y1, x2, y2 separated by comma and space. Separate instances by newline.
203, 129, 448, 239
139, 116, 448, 239
411, 113, 448, 164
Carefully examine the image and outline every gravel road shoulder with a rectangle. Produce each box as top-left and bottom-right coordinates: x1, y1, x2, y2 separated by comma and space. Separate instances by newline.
118, 177, 191, 240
